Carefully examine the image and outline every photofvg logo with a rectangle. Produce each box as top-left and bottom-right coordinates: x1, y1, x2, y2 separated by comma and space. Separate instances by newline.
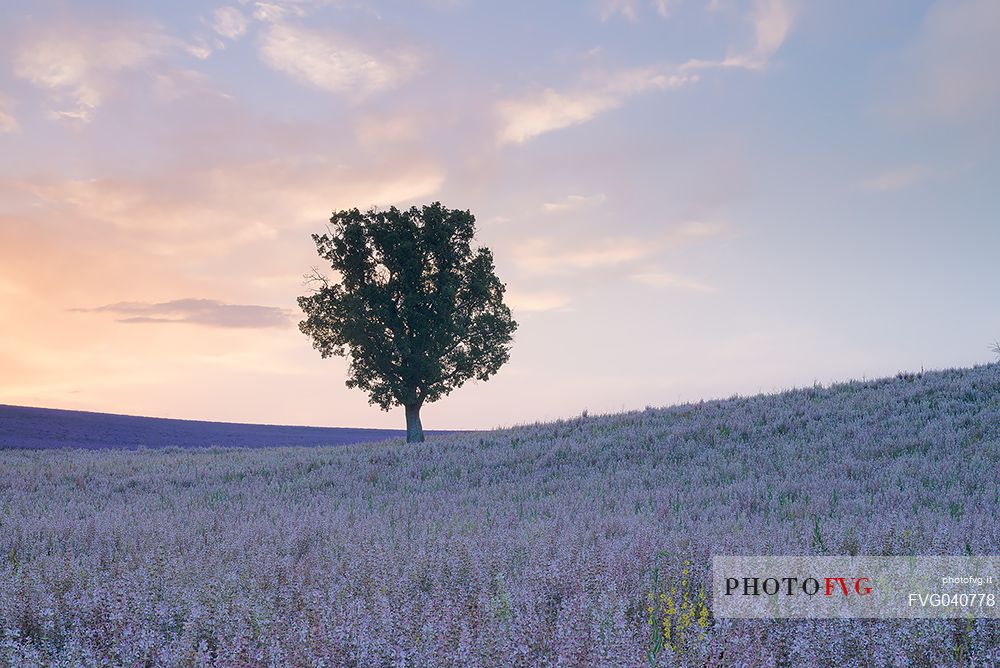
725, 575, 872, 598
712, 556, 1000, 619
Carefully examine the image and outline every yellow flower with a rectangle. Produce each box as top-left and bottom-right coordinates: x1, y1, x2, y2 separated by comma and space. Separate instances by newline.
698, 602, 710, 629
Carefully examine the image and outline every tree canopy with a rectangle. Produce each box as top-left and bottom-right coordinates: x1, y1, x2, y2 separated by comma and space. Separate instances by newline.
298, 202, 517, 442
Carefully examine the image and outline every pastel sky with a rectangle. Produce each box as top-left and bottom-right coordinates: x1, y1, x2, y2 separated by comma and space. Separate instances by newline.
1, 0, 998, 430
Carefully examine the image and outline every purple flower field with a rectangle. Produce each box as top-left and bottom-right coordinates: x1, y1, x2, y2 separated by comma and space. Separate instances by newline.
0, 405, 410, 450
2, 364, 999, 667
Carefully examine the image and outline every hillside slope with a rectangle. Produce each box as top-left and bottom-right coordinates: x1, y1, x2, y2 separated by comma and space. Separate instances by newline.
0, 404, 407, 449
2, 364, 999, 666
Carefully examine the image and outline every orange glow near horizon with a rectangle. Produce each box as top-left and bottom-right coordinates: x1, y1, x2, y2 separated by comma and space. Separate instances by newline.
1, 0, 998, 429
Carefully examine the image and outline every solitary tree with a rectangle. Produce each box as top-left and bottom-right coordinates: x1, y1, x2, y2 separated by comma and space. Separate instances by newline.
298, 203, 517, 443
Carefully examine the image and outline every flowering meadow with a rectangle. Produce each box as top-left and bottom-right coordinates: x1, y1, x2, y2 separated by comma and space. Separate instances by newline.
2, 364, 1000, 667
0, 405, 406, 450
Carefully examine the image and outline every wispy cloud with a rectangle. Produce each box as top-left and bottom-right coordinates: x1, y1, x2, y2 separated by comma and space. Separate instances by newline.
598, 0, 671, 21
600, 0, 639, 21
862, 164, 931, 192
74, 299, 294, 328
514, 237, 650, 275
652, 0, 671, 16
258, 23, 420, 97
183, 39, 215, 61
496, 2, 794, 146
497, 67, 696, 145
505, 289, 573, 313
152, 68, 229, 102
542, 193, 607, 214
202, 156, 444, 224
0, 94, 19, 134
250, 0, 341, 22
13, 20, 170, 123
252, 2, 291, 22
683, 0, 796, 72
8, 157, 443, 258
211, 6, 249, 40
355, 115, 420, 147
668, 220, 726, 240
513, 221, 723, 276
739, 0, 796, 68
629, 271, 716, 292
880, 0, 1000, 122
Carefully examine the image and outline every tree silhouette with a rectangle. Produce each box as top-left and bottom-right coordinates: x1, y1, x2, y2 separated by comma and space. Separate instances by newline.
298, 203, 517, 442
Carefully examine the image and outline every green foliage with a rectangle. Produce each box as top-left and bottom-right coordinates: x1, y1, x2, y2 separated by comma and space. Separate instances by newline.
298, 202, 517, 413
812, 514, 828, 553
646, 554, 710, 664
490, 572, 513, 626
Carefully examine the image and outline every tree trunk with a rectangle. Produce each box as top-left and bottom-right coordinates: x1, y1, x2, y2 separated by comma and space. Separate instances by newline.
404, 403, 424, 443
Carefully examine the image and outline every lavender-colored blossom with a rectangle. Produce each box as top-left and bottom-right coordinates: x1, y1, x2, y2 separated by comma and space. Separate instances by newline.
2, 364, 999, 666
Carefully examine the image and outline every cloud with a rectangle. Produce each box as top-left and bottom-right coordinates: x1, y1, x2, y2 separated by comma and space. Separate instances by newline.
250, 0, 340, 22
497, 68, 696, 144
598, 0, 671, 21
184, 39, 216, 60
652, 0, 671, 16
203, 157, 445, 224
682, 0, 795, 72
862, 164, 930, 192
356, 115, 420, 147
512, 219, 723, 275
75, 299, 294, 328
152, 68, 230, 101
6, 156, 443, 255
211, 6, 249, 39
743, 0, 795, 64
600, 0, 639, 21
514, 237, 650, 275
629, 271, 716, 292
668, 220, 725, 239
12, 20, 170, 122
511, 221, 724, 277
0, 94, 19, 134
505, 289, 572, 313
881, 0, 1000, 122
542, 193, 606, 214
252, 3, 291, 22
258, 23, 420, 97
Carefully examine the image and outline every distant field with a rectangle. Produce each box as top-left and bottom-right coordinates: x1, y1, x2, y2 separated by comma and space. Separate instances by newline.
2, 365, 999, 666
0, 405, 408, 449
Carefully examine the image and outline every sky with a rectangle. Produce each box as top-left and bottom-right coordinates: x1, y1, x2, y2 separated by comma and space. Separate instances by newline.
0, 0, 998, 430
